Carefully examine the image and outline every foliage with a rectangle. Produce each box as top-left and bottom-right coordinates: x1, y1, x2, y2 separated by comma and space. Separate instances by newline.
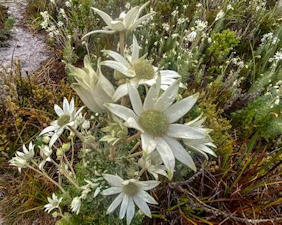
0, 4, 14, 47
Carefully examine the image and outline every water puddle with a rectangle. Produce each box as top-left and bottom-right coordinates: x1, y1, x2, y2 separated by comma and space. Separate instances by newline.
0, 0, 50, 74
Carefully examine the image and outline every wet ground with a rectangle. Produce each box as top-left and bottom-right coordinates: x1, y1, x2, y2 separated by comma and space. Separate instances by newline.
0, 0, 50, 74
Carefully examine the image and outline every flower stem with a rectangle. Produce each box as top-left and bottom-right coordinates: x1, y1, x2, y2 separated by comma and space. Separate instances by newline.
126, 132, 141, 143
27, 164, 67, 195
119, 31, 125, 56
68, 126, 102, 153
128, 151, 143, 158
109, 146, 116, 161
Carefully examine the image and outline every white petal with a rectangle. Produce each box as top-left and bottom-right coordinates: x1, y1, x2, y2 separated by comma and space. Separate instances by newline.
135, 1, 150, 20
130, 13, 155, 30
106, 103, 139, 122
91, 7, 113, 27
72, 84, 105, 113
103, 174, 124, 187
138, 190, 158, 204
69, 98, 75, 113
143, 76, 161, 111
94, 187, 101, 198
63, 97, 69, 112
132, 35, 140, 63
112, 83, 129, 102
193, 144, 217, 157
141, 133, 156, 154
163, 136, 196, 171
154, 79, 180, 112
138, 78, 156, 86
49, 132, 60, 147
168, 124, 206, 139
133, 195, 152, 218
54, 105, 64, 116
124, 117, 144, 132
159, 70, 181, 78
126, 197, 135, 225
164, 93, 199, 123
155, 137, 175, 180
138, 180, 160, 190
124, 7, 139, 28
119, 195, 129, 219
128, 83, 143, 116
107, 193, 124, 214
82, 29, 116, 39
40, 125, 58, 136
101, 61, 135, 77
102, 187, 122, 195
103, 50, 130, 67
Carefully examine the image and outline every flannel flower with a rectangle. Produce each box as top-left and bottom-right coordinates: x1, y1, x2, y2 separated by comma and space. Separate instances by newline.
68, 56, 115, 113
106, 77, 211, 179
82, 2, 155, 38
183, 115, 217, 159
102, 174, 160, 225
101, 35, 185, 101
40, 98, 84, 147
9, 142, 35, 172
44, 193, 63, 213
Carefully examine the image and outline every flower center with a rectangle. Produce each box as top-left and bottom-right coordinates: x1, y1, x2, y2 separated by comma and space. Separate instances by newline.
57, 115, 71, 127
139, 110, 169, 137
122, 182, 139, 196
132, 59, 155, 80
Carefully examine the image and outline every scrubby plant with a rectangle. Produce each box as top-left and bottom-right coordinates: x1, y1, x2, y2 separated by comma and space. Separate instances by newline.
0, 4, 14, 47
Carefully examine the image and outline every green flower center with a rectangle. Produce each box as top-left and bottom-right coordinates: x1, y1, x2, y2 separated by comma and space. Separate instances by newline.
122, 182, 139, 196
57, 115, 71, 127
139, 110, 169, 137
132, 59, 155, 80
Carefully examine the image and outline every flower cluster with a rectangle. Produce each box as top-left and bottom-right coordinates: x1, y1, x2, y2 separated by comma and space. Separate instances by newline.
10, 2, 216, 224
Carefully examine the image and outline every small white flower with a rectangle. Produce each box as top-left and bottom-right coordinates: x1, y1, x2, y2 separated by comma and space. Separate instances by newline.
187, 31, 197, 42
227, 4, 234, 10
195, 20, 207, 31
215, 10, 225, 21
138, 151, 168, 180
9, 142, 35, 172
82, 120, 90, 130
44, 193, 63, 214
57, 21, 64, 27
40, 98, 84, 147
101, 35, 185, 101
102, 174, 160, 225
71, 197, 81, 214
83, 2, 155, 38
106, 78, 209, 179
65, 1, 71, 7
39, 145, 53, 171
68, 56, 115, 112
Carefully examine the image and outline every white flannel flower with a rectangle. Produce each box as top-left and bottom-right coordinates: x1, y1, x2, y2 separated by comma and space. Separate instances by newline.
44, 193, 63, 213
106, 78, 208, 179
68, 56, 115, 112
101, 35, 184, 101
187, 31, 197, 42
9, 142, 35, 172
71, 197, 82, 214
83, 2, 155, 38
195, 20, 208, 31
138, 151, 168, 180
40, 98, 84, 147
215, 10, 225, 21
102, 174, 160, 225
39, 145, 53, 171
183, 115, 216, 159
